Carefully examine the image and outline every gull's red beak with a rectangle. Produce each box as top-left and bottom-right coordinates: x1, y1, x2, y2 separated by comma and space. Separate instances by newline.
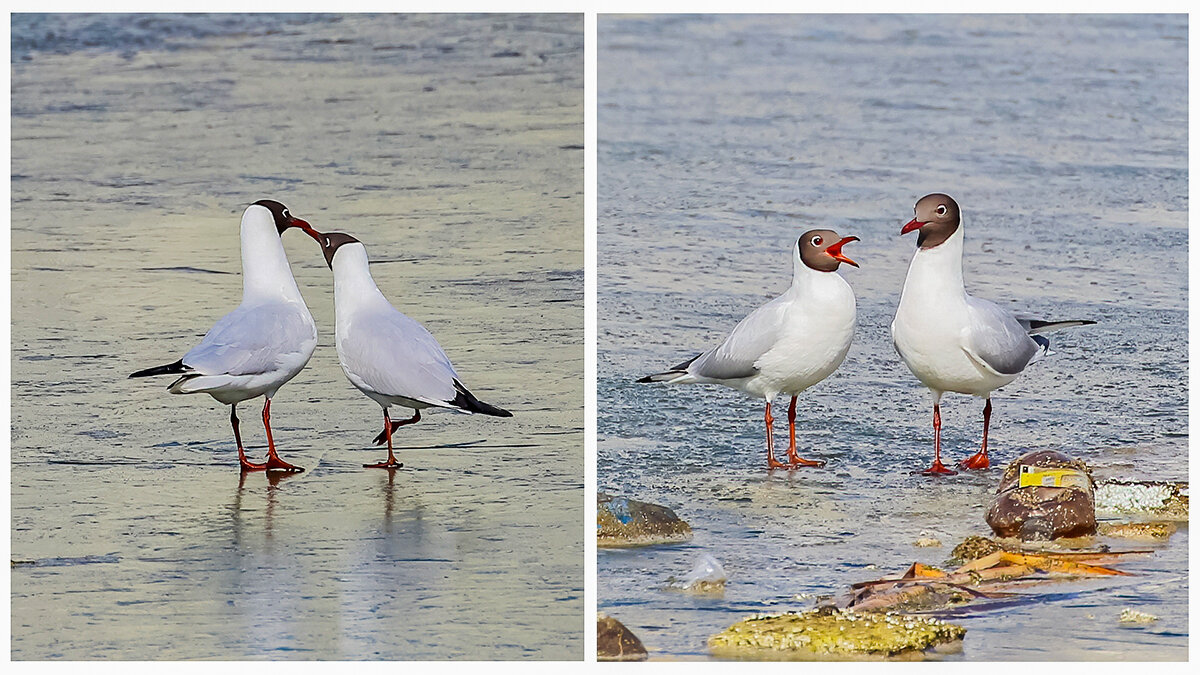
826, 236, 859, 267
901, 218, 925, 235
290, 218, 323, 243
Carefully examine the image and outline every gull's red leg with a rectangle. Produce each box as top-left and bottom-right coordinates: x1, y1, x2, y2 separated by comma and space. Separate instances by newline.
233, 404, 268, 471
371, 409, 421, 445
785, 395, 825, 468
261, 398, 304, 472
365, 408, 405, 469
922, 403, 957, 476
959, 399, 992, 470
765, 401, 789, 469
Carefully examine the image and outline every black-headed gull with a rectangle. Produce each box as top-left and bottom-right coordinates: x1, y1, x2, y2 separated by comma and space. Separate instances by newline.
638, 230, 859, 469
130, 200, 320, 472
891, 193, 1095, 475
304, 229, 512, 469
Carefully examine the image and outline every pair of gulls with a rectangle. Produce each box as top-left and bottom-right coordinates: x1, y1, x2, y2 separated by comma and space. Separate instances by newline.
640, 193, 1093, 476
131, 200, 511, 473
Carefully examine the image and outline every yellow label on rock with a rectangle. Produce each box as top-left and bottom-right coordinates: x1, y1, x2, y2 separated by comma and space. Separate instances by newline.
1018, 465, 1089, 488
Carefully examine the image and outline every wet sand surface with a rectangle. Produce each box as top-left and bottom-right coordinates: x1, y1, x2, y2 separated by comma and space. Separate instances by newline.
598, 15, 1186, 660
11, 14, 582, 660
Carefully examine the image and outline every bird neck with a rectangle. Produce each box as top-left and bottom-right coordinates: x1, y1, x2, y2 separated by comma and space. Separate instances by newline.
240, 213, 306, 305
332, 244, 390, 316
790, 255, 847, 297
900, 223, 967, 303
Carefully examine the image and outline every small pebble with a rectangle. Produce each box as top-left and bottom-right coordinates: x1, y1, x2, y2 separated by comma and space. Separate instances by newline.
914, 537, 942, 548
1119, 609, 1159, 624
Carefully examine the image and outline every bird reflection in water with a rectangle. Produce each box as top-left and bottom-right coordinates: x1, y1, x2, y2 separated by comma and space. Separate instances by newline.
232, 468, 300, 545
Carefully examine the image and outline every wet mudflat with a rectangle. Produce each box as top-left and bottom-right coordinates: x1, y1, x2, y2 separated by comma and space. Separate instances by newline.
11, 14, 582, 660
597, 14, 1186, 660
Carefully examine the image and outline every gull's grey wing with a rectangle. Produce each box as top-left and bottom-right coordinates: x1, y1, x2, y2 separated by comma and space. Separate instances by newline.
339, 307, 462, 406
688, 296, 789, 381
963, 295, 1039, 376
182, 301, 315, 376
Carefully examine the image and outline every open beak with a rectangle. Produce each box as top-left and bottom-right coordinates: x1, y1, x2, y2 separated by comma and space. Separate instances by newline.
825, 236, 859, 267
901, 218, 925, 235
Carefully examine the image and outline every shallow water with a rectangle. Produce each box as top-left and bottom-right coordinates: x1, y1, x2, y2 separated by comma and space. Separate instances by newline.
11, 13, 583, 660
597, 14, 1186, 660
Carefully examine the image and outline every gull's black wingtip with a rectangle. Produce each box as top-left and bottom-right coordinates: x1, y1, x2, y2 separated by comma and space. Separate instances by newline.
635, 375, 654, 384
1026, 319, 1097, 335
129, 359, 186, 379
450, 379, 513, 417
468, 399, 513, 417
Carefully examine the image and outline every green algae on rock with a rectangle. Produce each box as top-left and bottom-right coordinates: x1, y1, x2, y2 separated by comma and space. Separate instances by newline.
597, 493, 692, 548
708, 608, 966, 660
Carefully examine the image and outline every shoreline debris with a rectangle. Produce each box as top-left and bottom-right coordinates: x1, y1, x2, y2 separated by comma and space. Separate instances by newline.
1095, 480, 1188, 520
666, 552, 727, 595
846, 537, 1148, 614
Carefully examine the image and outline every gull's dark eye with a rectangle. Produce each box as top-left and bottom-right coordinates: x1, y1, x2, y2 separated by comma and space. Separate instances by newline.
810, 235, 823, 246
324, 237, 331, 246
936, 205, 947, 216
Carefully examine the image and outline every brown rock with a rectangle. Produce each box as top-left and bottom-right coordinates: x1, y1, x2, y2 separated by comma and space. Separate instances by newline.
597, 613, 648, 662
986, 450, 1096, 540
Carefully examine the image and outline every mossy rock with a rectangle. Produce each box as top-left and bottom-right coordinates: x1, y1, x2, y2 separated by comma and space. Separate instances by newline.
709, 608, 966, 660
950, 535, 1003, 564
597, 493, 692, 548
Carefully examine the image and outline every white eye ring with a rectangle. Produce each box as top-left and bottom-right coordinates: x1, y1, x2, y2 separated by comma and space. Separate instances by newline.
936, 205, 947, 216
810, 235, 823, 246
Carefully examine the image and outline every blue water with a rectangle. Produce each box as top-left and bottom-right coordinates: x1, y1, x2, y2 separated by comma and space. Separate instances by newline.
598, 14, 1187, 661
11, 14, 332, 61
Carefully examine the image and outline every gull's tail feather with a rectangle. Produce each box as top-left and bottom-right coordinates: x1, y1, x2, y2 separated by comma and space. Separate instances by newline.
1031, 334, 1054, 358
129, 359, 186, 378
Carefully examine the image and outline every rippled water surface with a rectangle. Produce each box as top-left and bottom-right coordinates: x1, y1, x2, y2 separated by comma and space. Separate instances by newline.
598, 14, 1186, 660
11, 13, 582, 660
